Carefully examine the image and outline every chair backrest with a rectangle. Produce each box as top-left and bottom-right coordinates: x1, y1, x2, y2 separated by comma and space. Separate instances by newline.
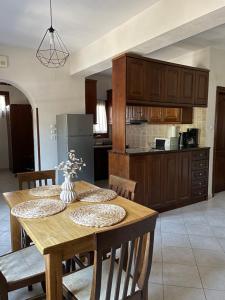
109, 175, 137, 201
17, 170, 56, 190
91, 213, 158, 300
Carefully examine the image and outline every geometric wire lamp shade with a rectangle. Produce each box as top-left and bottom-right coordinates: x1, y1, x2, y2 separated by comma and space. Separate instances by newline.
36, 27, 69, 68
36, 0, 69, 68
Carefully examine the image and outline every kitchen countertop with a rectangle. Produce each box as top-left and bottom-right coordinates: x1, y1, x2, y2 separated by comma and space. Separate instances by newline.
93, 144, 112, 149
122, 146, 210, 155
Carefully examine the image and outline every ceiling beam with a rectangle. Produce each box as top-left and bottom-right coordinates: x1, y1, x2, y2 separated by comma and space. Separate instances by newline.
70, 0, 225, 76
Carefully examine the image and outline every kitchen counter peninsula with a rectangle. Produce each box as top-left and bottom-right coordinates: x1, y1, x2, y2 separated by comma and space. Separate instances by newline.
125, 146, 209, 155
109, 147, 210, 211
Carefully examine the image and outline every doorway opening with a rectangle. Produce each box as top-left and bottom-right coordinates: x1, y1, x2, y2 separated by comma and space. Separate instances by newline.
0, 83, 35, 173
213, 86, 225, 194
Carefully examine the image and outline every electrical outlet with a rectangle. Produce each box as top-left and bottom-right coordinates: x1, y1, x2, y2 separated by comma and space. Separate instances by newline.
0, 56, 8, 68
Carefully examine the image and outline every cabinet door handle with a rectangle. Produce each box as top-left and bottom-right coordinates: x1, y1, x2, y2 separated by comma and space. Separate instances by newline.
199, 192, 202, 195
199, 172, 203, 176
199, 182, 202, 185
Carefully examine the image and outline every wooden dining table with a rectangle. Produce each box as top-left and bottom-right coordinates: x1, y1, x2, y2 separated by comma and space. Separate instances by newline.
3, 180, 157, 300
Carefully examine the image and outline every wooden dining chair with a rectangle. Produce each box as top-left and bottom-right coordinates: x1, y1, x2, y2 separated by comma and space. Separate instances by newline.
17, 170, 56, 190
109, 175, 137, 201
17, 170, 56, 248
63, 213, 158, 300
78, 175, 138, 268
0, 245, 45, 300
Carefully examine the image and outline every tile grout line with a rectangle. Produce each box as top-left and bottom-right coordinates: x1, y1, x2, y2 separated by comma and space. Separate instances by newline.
182, 210, 208, 300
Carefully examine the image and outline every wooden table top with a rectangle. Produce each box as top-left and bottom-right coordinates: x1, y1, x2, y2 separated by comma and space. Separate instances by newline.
3, 181, 157, 259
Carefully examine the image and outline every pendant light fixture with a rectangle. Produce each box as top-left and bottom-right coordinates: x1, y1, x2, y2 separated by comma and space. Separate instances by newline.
36, 0, 69, 68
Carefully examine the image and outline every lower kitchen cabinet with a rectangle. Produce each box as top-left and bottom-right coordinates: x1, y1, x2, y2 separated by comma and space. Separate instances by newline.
177, 152, 192, 205
109, 148, 209, 211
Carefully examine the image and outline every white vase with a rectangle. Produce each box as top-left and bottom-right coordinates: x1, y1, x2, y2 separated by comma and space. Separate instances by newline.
60, 176, 77, 204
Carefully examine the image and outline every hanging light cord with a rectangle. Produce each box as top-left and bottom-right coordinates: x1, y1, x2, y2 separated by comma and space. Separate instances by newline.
50, 0, 53, 28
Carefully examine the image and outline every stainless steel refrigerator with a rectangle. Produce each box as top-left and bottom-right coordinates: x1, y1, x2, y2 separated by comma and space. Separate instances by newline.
56, 114, 94, 184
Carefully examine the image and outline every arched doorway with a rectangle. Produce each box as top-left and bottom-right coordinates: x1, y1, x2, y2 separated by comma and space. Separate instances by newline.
0, 82, 35, 173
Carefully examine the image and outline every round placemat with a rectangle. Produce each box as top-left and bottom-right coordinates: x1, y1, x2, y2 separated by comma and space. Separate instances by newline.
70, 204, 126, 227
29, 185, 61, 197
11, 198, 66, 219
78, 188, 117, 203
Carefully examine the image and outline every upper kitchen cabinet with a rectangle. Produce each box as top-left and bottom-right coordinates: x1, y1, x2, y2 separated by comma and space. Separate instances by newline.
164, 65, 181, 104
146, 61, 165, 102
127, 57, 145, 100
195, 70, 209, 106
121, 54, 209, 107
85, 79, 97, 124
180, 68, 195, 105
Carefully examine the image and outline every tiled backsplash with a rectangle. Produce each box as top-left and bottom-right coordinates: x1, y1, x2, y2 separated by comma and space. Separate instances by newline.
126, 108, 206, 148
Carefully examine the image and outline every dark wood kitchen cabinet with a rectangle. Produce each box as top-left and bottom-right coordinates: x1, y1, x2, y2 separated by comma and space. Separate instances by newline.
85, 79, 97, 124
161, 153, 179, 206
177, 152, 192, 204
129, 155, 149, 207
180, 68, 195, 105
165, 65, 181, 104
109, 148, 209, 211
119, 53, 209, 107
127, 57, 145, 100
146, 61, 165, 102
162, 107, 181, 123
195, 70, 209, 106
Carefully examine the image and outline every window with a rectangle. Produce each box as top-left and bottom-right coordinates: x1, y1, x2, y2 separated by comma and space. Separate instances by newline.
94, 100, 107, 134
0, 95, 6, 118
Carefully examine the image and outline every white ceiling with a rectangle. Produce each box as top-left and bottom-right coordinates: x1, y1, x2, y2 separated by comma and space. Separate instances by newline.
92, 23, 225, 77
0, 0, 158, 52
149, 23, 225, 60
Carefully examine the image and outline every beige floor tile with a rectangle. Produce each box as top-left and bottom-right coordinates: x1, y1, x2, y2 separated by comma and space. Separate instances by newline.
204, 289, 225, 300
162, 246, 196, 265
164, 285, 205, 300
148, 283, 164, 300
198, 266, 225, 290
189, 235, 223, 251
193, 249, 225, 267
162, 233, 191, 248
163, 263, 202, 288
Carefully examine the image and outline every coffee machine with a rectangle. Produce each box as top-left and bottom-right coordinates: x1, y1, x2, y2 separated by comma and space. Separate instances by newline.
179, 128, 199, 148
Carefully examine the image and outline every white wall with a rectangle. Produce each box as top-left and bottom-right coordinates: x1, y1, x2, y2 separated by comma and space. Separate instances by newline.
0, 85, 30, 169
0, 44, 85, 171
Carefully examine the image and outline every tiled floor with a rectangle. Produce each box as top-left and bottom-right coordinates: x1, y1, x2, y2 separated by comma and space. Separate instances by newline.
1, 170, 225, 299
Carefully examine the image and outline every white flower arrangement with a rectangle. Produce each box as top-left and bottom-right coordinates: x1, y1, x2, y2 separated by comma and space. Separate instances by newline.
55, 150, 86, 178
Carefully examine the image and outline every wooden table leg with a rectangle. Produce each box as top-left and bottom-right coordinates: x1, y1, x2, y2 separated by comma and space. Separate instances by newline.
10, 213, 21, 251
44, 252, 63, 300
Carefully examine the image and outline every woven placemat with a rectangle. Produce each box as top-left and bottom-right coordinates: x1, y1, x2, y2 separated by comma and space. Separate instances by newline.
29, 185, 61, 197
11, 198, 66, 219
70, 204, 126, 228
78, 188, 117, 203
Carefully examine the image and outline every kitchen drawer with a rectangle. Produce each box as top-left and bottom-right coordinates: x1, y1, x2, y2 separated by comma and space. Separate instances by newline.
192, 160, 208, 170
192, 169, 208, 180
192, 150, 209, 161
192, 187, 208, 198
192, 179, 208, 189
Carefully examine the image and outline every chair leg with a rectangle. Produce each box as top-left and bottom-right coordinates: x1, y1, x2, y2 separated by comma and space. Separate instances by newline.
28, 285, 33, 291
41, 281, 46, 293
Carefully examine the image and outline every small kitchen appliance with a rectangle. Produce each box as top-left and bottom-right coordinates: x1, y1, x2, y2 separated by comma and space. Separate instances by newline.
178, 128, 199, 148
155, 137, 178, 150
186, 128, 199, 148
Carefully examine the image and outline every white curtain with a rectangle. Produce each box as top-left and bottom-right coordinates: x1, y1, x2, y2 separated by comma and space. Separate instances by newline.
94, 100, 107, 134
0, 95, 6, 118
